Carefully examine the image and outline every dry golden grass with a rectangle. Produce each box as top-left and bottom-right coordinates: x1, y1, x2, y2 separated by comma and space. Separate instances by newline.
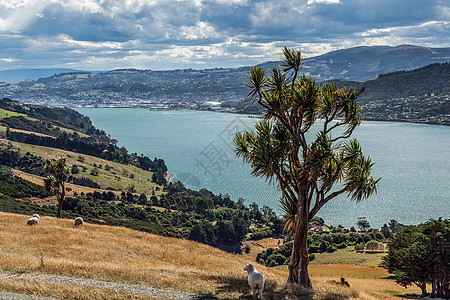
0, 212, 418, 299
0, 211, 286, 299
242, 237, 284, 261
312, 248, 386, 266
0, 276, 160, 300
308, 265, 419, 299
8, 128, 57, 139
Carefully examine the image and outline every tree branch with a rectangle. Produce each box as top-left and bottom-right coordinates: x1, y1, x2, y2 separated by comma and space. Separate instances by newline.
309, 188, 346, 219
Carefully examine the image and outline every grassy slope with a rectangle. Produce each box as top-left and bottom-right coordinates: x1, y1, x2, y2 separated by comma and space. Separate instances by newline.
0, 211, 420, 300
0, 138, 163, 196
0, 108, 26, 120
312, 246, 386, 266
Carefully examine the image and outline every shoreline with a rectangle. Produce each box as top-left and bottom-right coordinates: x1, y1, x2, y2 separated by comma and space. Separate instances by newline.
74, 106, 449, 127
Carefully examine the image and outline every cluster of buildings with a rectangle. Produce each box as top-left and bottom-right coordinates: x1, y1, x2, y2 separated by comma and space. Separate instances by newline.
359, 94, 449, 126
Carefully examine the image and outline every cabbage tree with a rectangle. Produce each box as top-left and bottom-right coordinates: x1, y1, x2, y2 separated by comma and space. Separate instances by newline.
44, 157, 70, 218
234, 48, 379, 287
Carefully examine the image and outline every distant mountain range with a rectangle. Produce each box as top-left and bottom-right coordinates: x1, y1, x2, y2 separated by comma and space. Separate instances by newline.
296, 44, 450, 81
2, 45, 450, 83
0, 45, 448, 125
255, 44, 450, 81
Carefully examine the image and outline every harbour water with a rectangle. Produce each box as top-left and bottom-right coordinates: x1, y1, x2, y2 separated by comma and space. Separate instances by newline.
77, 108, 450, 228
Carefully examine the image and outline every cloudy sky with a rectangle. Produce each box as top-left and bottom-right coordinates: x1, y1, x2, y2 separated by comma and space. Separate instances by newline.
0, 0, 449, 71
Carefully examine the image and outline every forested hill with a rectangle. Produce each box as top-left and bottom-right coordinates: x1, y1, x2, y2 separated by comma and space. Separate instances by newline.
0, 98, 168, 184
332, 62, 450, 100
330, 62, 450, 125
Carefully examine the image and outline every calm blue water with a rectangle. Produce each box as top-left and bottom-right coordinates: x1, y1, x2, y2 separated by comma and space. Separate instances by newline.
76, 108, 450, 228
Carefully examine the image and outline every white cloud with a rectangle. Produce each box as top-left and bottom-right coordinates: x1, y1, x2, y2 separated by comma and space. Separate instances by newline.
58, 35, 127, 49
358, 21, 449, 40
307, 0, 340, 4
52, 0, 103, 14
0, 1, 47, 31
178, 21, 218, 40
0, 58, 16, 63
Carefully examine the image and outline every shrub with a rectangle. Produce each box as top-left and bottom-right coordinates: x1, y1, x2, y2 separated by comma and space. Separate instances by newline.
336, 242, 347, 249
249, 227, 273, 240
326, 244, 338, 253
365, 239, 380, 251
355, 242, 365, 251
309, 244, 320, 253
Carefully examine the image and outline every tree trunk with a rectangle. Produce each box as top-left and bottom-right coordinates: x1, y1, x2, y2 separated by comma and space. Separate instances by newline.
287, 200, 311, 287
417, 282, 427, 298
287, 244, 299, 283
56, 183, 65, 218
288, 213, 300, 283
431, 278, 436, 298
56, 197, 63, 218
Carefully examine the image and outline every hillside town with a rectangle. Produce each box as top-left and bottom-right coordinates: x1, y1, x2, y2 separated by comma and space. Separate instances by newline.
360, 94, 449, 125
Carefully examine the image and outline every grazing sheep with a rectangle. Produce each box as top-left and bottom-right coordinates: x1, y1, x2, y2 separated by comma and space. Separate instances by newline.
74, 217, 83, 227
26, 214, 40, 226
244, 263, 265, 299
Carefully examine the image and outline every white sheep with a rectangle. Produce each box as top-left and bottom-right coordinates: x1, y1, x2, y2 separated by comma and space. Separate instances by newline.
244, 263, 265, 299
74, 217, 83, 227
26, 214, 40, 226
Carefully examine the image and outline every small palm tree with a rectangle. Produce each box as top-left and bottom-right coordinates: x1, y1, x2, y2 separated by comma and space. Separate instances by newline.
44, 157, 70, 218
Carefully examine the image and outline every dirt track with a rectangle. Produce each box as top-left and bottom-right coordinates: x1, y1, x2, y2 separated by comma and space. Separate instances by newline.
0, 270, 217, 300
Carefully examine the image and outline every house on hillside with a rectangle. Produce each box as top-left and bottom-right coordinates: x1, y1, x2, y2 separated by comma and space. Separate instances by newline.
309, 225, 324, 232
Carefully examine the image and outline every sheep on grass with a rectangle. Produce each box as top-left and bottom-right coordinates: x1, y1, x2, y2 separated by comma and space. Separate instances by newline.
26, 214, 40, 226
244, 263, 265, 299
74, 217, 83, 228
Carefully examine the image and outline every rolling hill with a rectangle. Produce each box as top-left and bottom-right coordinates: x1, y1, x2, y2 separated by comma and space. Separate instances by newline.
0, 98, 289, 253
332, 62, 450, 125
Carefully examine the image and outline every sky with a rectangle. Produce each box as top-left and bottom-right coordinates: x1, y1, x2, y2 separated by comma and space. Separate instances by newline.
0, 0, 449, 71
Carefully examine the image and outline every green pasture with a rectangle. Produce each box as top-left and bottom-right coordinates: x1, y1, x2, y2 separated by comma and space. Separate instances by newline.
312, 246, 386, 266
0, 108, 27, 120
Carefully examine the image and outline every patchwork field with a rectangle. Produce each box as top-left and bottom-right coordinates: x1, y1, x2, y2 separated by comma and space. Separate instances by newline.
0, 138, 163, 196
